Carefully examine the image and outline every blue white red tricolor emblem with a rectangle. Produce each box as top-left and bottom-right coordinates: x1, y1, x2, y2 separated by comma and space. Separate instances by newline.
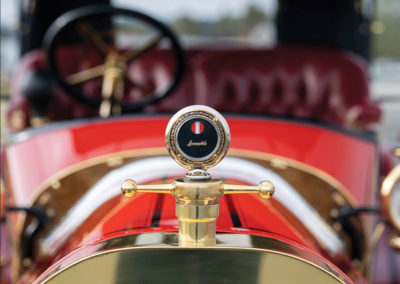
191, 121, 204, 134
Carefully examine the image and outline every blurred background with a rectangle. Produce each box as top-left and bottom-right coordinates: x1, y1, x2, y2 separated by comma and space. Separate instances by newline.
1, 0, 399, 147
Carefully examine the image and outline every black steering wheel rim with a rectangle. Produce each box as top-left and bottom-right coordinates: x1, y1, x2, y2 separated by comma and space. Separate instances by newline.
44, 4, 186, 112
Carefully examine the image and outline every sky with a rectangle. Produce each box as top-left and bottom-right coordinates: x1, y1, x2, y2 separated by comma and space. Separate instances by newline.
1, 0, 277, 27
114, 0, 276, 21
1, 0, 19, 28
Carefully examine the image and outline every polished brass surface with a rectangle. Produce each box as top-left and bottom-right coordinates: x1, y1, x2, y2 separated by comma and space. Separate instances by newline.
361, 222, 386, 281
345, 106, 363, 129
99, 53, 126, 117
30, 117, 49, 127
121, 179, 174, 197
40, 233, 351, 284
124, 108, 273, 246
9, 110, 27, 132
0, 179, 5, 221
71, 22, 123, 117
75, 22, 109, 56
122, 178, 273, 247
66, 64, 106, 85
381, 163, 400, 232
165, 105, 231, 170
177, 204, 218, 246
22, 147, 361, 262
223, 180, 275, 198
173, 179, 223, 246
66, 25, 164, 118
390, 235, 400, 250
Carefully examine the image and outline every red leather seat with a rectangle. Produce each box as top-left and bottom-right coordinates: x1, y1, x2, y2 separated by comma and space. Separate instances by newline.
7, 48, 194, 130
8, 49, 98, 130
192, 45, 381, 128
8, 45, 380, 130
128, 49, 198, 112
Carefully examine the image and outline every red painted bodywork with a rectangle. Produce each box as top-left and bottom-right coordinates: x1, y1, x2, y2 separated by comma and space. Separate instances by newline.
3, 116, 379, 283
5, 116, 377, 207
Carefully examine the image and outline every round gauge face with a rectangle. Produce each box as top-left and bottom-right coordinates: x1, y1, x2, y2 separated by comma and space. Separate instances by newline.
165, 105, 230, 170
176, 117, 219, 161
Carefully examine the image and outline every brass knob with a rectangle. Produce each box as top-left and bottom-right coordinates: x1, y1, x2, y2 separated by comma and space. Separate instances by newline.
122, 179, 275, 199
121, 178, 274, 247
121, 179, 137, 197
223, 180, 275, 199
258, 181, 275, 198
121, 106, 275, 247
121, 179, 175, 198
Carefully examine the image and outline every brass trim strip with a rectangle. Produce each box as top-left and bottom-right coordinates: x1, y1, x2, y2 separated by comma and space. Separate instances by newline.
28, 147, 167, 204
14, 147, 168, 260
226, 148, 368, 262
228, 148, 358, 207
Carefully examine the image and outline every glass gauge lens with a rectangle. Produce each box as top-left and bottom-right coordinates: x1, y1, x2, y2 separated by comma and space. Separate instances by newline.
165, 105, 230, 170
176, 117, 219, 160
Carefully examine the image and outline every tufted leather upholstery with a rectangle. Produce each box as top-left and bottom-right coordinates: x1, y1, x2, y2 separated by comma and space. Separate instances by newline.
8, 45, 380, 130
193, 46, 380, 127
8, 48, 196, 128
128, 49, 199, 112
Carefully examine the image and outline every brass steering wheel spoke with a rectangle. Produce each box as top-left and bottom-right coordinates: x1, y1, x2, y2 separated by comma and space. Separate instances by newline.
45, 6, 185, 112
66, 64, 107, 85
120, 34, 164, 64
99, 65, 126, 117
75, 22, 110, 56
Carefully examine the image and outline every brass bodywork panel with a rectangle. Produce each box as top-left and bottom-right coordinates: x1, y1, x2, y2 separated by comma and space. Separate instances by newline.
42, 233, 350, 284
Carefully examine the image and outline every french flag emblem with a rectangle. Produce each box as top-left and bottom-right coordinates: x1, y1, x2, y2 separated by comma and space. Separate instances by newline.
191, 121, 204, 134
